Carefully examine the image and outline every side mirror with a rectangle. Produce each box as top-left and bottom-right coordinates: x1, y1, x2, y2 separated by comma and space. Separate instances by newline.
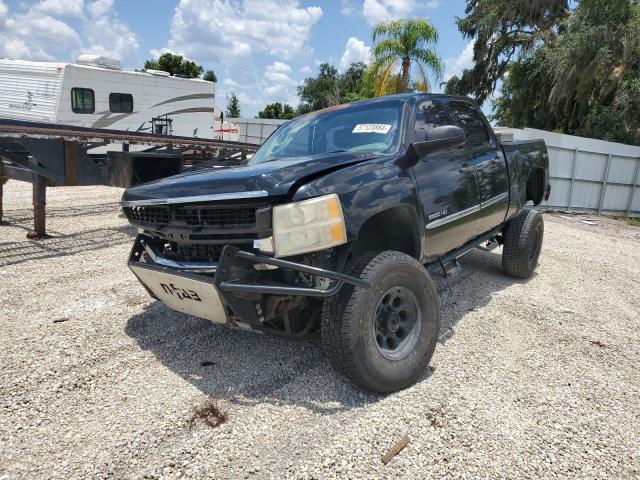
413, 125, 466, 157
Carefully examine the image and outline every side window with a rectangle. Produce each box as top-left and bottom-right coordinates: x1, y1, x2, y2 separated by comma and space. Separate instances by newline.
109, 93, 133, 113
413, 100, 451, 142
71, 88, 95, 114
448, 100, 490, 146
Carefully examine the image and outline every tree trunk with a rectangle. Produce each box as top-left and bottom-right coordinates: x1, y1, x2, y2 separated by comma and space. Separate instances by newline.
399, 57, 411, 93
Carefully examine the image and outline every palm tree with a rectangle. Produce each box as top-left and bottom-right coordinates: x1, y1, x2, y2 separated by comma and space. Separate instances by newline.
370, 17, 444, 95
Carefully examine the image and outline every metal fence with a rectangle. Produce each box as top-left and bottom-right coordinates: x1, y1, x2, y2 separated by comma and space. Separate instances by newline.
497, 127, 640, 217
229, 118, 286, 145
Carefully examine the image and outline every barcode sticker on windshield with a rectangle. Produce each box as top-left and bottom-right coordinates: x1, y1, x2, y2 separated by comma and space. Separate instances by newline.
352, 124, 392, 134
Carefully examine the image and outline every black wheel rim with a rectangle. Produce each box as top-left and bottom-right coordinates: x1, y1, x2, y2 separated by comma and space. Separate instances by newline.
528, 227, 540, 263
373, 286, 421, 360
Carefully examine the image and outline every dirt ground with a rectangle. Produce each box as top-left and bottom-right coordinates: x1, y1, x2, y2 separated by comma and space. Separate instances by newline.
1, 180, 639, 479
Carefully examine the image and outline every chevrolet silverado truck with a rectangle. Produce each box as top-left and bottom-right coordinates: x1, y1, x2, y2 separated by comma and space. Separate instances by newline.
121, 94, 550, 393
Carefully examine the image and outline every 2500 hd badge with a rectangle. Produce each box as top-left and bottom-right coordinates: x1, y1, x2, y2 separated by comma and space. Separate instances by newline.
122, 93, 550, 393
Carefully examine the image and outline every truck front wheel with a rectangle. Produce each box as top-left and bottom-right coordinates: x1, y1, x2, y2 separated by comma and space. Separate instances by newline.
502, 209, 544, 279
321, 251, 440, 394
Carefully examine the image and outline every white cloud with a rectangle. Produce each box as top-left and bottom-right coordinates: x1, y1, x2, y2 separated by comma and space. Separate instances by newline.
0, 0, 139, 65
87, 0, 113, 17
299, 65, 312, 75
361, 0, 439, 25
32, 0, 85, 17
444, 40, 474, 82
265, 61, 297, 85
156, 0, 323, 115
340, 0, 355, 16
339, 37, 371, 72
165, 0, 322, 63
362, 0, 414, 25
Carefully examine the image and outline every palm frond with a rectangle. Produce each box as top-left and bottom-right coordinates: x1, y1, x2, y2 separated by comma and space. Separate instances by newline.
370, 53, 397, 75
372, 19, 406, 41
374, 59, 400, 96
373, 38, 406, 58
404, 17, 439, 45
371, 17, 443, 95
412, 48, 444, 81
413, 62, 431, 92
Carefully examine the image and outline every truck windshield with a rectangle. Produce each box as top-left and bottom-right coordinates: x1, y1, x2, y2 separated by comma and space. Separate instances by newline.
249, 101, 403, 164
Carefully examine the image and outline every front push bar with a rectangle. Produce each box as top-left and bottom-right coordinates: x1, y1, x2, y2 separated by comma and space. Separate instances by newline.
215, 245, 370, 298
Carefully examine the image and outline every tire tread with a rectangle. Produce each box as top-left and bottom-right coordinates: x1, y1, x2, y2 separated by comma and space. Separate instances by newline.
321, 251, 438, 392
502, 209, 543, 279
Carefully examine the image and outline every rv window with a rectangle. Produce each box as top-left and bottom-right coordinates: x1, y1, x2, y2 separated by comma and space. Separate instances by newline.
109, 93, 133, 113
71, 88, 95, 114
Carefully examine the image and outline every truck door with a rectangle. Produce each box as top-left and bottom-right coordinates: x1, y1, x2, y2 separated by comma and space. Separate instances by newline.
411, 99, 481, 259
447, 100, 509, 235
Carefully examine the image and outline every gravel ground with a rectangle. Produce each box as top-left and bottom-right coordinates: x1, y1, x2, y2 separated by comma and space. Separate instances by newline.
1, 180, 639, 480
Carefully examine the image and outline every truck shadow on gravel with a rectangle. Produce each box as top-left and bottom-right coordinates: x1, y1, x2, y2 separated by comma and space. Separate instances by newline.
125, 248, 525, 414
1, 200, 134, 267
0, 223, 136, 267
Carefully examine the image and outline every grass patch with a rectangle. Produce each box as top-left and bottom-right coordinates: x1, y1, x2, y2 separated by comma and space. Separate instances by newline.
626, 217, 640, 227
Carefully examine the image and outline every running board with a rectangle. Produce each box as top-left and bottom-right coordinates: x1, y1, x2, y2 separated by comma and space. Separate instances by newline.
476, 236, 500, 252
440, 259, 462, 278
427, 226, 504, 277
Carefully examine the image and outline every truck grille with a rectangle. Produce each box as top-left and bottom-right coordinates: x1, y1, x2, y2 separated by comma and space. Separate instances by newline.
174, 244, 228, 263
124, 204, 257, 227
126, 206, 171, 225
125, 201, 272, 265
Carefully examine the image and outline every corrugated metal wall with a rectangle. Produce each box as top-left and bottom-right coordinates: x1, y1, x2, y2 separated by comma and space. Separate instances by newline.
229, 118, 286, 145
497, 128, 640, 217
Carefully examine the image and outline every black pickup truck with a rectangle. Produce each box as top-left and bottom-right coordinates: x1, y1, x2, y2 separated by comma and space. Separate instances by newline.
122, 94, 550, 393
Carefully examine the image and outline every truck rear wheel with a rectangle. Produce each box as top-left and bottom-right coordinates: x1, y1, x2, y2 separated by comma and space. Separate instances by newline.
321, 251, 440, 394
502, 209, 544, 279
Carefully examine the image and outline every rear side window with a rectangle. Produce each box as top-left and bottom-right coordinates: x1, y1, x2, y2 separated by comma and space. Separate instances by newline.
413, 100, 451, 142
71, 88, 95, 114
448, 100, 490, 146
109, 93, 133, 113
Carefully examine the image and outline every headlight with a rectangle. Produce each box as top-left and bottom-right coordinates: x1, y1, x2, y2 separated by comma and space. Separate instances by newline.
272, 194, 347, 257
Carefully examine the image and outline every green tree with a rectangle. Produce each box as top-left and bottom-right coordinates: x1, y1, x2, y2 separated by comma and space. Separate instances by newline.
454, 0, 570, 103
226, 92, 241, 118
296, 62, 378, 113
338, 62, 368, 101
257, 102, 296, 119
144, 53, 203, 78
442, 74, 472, 96
492, 0, 640, 145
203, 70, 217, 82
369, 17, 443, 95
297, 63, 340, 113
144, 53, 218, 82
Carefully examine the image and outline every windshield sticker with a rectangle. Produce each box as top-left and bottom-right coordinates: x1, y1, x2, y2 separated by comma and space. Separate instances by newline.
352, 123, 392, 134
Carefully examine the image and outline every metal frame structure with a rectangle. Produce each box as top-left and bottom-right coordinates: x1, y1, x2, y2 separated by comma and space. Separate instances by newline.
0, 118, 258, 238
548, 144, 640, 217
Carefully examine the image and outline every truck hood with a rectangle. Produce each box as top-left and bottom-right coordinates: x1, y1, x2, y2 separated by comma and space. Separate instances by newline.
121, 151, 376, 203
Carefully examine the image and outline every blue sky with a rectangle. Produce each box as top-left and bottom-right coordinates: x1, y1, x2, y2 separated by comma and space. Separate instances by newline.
0, 0, 474, 116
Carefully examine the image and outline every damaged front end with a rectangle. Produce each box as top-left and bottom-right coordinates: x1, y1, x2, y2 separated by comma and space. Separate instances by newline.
128, 233, 368, 337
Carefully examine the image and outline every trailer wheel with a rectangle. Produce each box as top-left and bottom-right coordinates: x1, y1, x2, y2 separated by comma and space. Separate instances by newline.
321, 251, 440, 394
502, 209, 544, 279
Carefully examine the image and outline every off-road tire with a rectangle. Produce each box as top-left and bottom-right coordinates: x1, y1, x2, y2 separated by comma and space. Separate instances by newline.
502, 209, 544, 279
321, 251, 440, 394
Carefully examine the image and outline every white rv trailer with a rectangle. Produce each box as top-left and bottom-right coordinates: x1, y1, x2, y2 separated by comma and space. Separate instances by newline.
0, 56, 239, 141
